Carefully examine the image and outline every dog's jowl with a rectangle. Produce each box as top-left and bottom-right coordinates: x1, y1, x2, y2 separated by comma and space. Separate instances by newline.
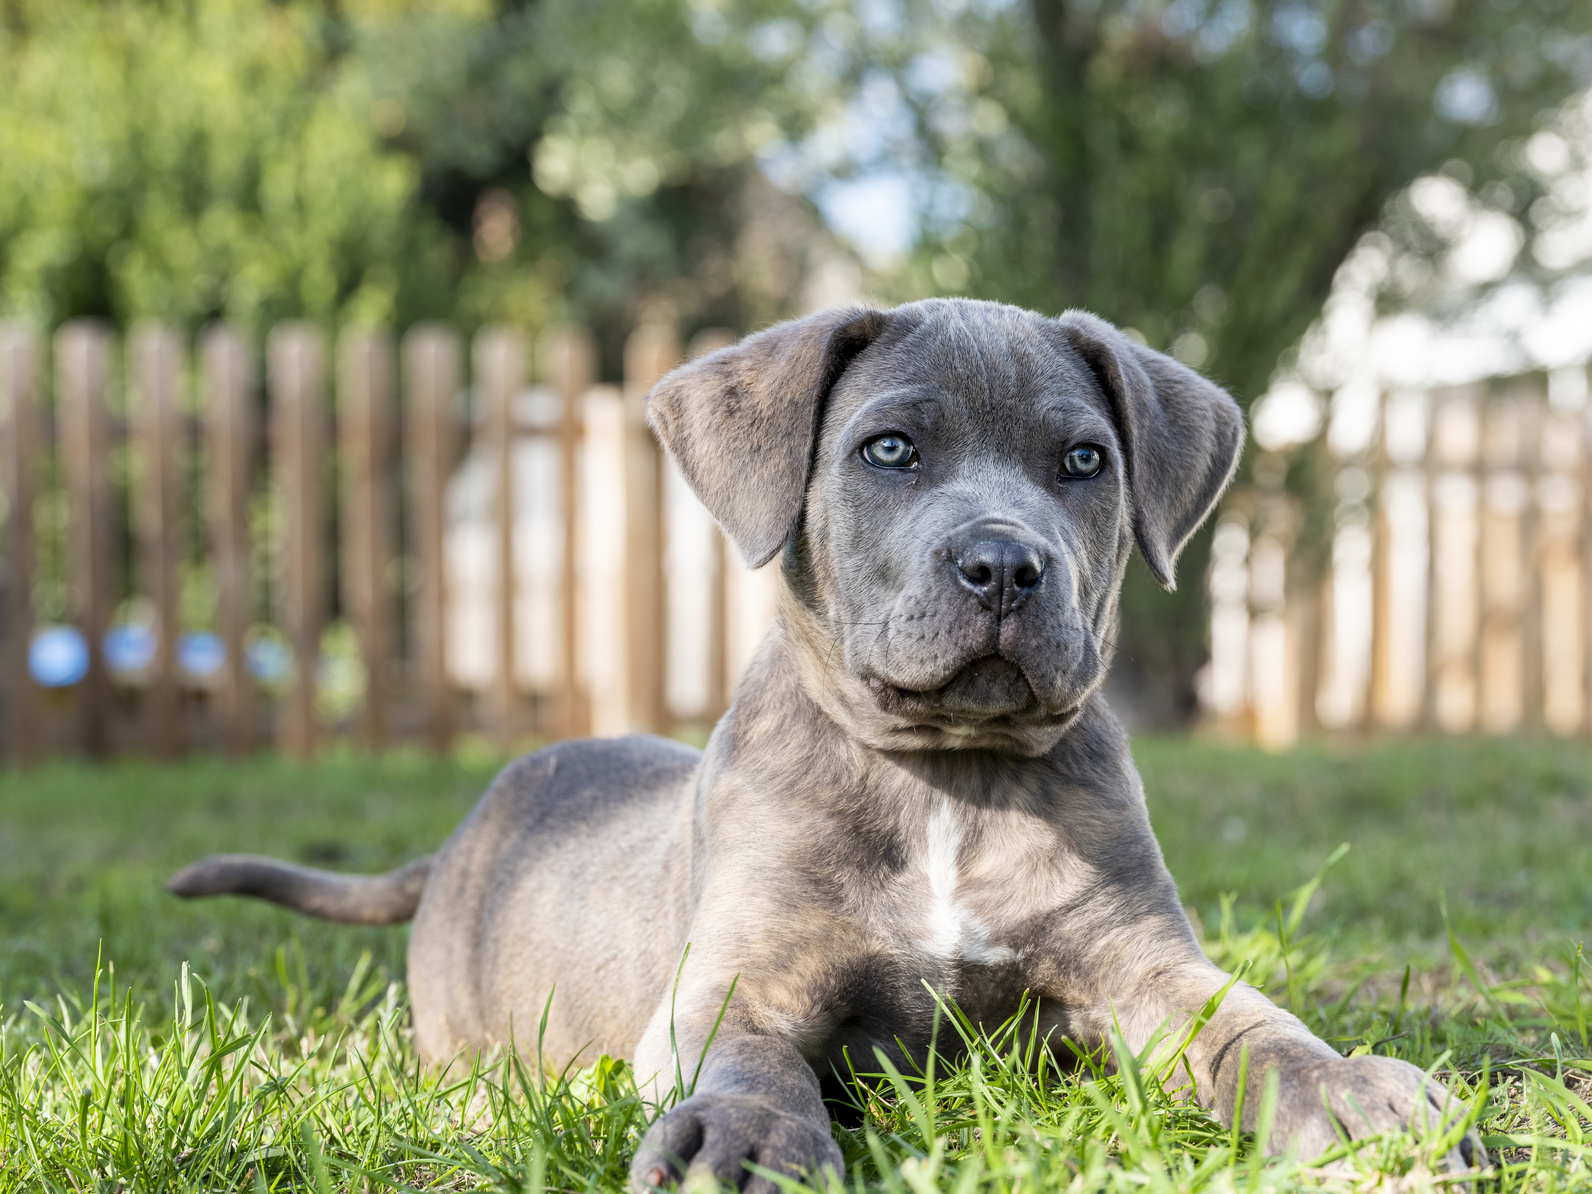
171, 300, 1480, 1189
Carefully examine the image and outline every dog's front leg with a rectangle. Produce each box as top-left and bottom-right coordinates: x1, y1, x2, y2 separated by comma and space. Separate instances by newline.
629, 1028, 841, 1193
628, 970, 842, 1193
1075, 922, 1482, 1168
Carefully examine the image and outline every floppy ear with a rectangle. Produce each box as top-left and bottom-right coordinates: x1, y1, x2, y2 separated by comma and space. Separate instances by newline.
1055, 311, 1244, 590
648, 306, 894, 568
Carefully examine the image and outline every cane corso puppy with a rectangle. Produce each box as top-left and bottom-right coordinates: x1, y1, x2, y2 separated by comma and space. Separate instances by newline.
172, 299, 1479, 1188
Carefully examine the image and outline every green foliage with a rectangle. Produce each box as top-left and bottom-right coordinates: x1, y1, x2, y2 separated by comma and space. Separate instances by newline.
0, 0, 845, 364
0, 0, 449, 332
359, 0, 849, 360
881, 0, 1592, 403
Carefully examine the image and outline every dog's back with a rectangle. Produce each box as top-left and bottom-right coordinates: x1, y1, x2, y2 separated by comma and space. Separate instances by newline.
409, 736, 700, 1064
172, 734, 702, 1064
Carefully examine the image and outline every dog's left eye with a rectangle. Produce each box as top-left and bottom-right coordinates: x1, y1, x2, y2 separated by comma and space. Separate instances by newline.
1061, 444, 1104, 479
862, 434, 919, 469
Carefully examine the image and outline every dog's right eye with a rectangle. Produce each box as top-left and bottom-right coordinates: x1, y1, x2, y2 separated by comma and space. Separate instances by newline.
862, 434, 919, 469
1061, 444, 1104, 479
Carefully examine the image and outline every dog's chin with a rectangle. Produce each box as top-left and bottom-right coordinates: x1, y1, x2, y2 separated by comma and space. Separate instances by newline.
872, 656, 1033, 716
865, 657, 1081, 750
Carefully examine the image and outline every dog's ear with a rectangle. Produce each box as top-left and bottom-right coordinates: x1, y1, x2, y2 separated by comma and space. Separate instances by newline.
1055, 311, 1244, 590
648, 306, 894, 568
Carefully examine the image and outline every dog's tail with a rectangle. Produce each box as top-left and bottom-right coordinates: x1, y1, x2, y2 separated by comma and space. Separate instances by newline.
166, 854, 434, 925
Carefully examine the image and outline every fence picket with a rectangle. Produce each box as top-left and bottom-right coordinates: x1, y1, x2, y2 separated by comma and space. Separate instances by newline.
403, 324, 460, 753
474, 326, 525, 748
542, 324, 594, 741
1538, 403, 1583, 734
56, 322, 116, 758
685, 330, 735, 723
130, 323, 186, 757
202, 325, 255, 755
269, 324, 327, 760
339, 330, 396, 749
0, 324, 41, 764
622, 325, 676, 734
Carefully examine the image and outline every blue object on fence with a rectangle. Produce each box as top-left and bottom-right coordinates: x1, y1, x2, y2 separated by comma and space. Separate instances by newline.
103, 623, 157, 675
247, 636, 293, 684
30, 626, 89, 687
179, 631, 226, 678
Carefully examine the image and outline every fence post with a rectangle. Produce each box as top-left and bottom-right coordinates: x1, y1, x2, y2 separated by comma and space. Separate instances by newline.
474, 326, 525, 748
1477, 397, 1529, 733
622, 325, 677, 734
580, 385, 627, 736
1511, 387, 1545, 728
0, 324, 41, 765
130, 323, 186, 757
1538, 398, 1583, 734
339, 329, 396, 750
269, 324, 327, 760
1428, 388, 1481, 732
56, 322, 116, 758
685, 330, 736, 722
202, 325, 255, 755
542, 324, 594, 740
403, 324, 460, 753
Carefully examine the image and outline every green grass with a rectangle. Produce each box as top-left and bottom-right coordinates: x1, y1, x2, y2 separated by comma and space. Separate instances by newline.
1, 735, 1590, 1190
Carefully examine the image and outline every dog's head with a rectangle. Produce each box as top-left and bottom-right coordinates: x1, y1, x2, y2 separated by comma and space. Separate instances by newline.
650, 299, 1242, 754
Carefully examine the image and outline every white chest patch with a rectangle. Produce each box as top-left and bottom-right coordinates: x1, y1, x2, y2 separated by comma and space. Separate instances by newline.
919, 801, 1018, 966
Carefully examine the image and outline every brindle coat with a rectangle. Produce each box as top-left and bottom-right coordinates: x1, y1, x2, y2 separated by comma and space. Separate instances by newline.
171, 300, 1480, 1189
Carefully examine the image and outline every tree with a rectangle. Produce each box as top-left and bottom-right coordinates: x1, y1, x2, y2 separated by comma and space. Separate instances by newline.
357, 0, 852, 367
0, 0, 447, 332
886, 0, 1592, 715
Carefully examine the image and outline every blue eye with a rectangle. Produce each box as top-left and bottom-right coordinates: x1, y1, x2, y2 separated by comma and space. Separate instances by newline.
1061, 444, 1103, 479
862, 434, 919, 469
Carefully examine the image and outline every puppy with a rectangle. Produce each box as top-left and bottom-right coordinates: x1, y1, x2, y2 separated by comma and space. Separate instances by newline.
172, 299, 1480, 1190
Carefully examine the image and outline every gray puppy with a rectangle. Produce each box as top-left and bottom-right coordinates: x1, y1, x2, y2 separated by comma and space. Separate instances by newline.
172, 299, 1480, 1189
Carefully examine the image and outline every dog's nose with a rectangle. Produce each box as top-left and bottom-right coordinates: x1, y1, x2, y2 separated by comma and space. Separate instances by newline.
955, 538, 1045, 615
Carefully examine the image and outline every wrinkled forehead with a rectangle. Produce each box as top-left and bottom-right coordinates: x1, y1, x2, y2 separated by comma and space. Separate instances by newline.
822, 303, 1112, 432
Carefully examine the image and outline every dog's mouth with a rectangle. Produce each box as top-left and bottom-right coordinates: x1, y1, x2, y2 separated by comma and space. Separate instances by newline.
867, 656, 1057, 724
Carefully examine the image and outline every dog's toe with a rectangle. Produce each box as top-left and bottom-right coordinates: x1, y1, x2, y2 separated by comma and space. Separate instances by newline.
1267, 1056, 1485, 1173
631, 1093, 840, 1193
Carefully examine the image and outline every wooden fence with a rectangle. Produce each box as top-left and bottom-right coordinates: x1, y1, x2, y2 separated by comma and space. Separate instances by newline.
1206, 366, 1592, 746
0, 318, 776, 762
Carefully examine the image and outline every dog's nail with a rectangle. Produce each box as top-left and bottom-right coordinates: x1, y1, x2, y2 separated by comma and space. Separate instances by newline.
644, 1167, 666, 1188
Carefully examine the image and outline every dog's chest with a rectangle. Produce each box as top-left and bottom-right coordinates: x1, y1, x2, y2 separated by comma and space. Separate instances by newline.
887, 791, 1080, 983
908, 800, 1020, 968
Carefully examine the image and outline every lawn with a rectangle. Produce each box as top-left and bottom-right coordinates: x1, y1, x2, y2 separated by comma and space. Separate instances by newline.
1, 734, 1589, 1190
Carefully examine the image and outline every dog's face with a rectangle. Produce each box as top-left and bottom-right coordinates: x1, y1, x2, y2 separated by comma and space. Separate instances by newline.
650, 299, 1242, 754
795, 307, 1130, 750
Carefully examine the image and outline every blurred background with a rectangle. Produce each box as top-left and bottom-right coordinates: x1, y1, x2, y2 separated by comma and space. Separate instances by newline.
3, 0, 1592, 759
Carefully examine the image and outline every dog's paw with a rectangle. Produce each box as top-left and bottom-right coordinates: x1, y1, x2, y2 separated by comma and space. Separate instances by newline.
631, 1093, 842, 1194
1267, 1055, 1484, 1171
